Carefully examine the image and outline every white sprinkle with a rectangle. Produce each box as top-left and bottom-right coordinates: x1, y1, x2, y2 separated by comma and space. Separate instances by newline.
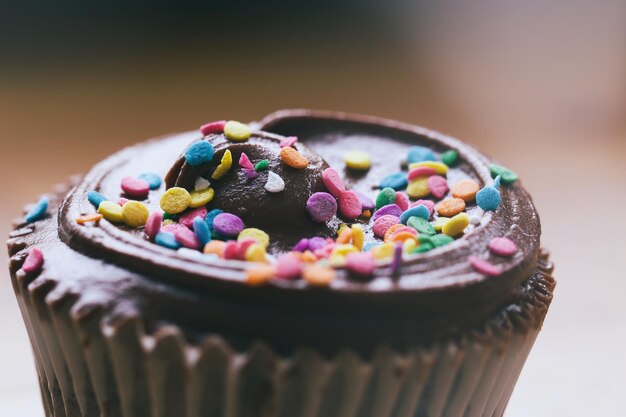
195, 177, 211, 191
264, 171, 285, 193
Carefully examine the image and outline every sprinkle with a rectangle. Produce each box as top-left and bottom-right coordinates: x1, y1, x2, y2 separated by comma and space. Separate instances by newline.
243, 168, 259, 179
362, 210, 371, 219
193, 216, 212, 245
246, 264, 275, 286
189, 187, 215, 208
372, 204, 402, 221
413, 241, 434, 253
469, 256, 502, 276
409, 161, 448, 175
433, 217, 450, 231
403, 238, 418, 253
25, 197, 49, 223
363, 241, 381, 252
87, 191, 107, 208
354, 191, 375, 211
375, 188, 397, 210
254, 159, 269, 172
239, 152, 254, 170
303, 264, 336, 286
118, 198, 129, 206
212, 213, 244, 237
264, 171, 285, 193
351, 224, 364, 250
451, 179, 480, 202
309, 237, 328, 252
193, 178, 209, 192
408, 166, 437, 181
238, 228, 270, 249
427, 175, 449, 199
211, 149, 233, 180
436, 198, 466, 217
275, 255, 303, 280
394, 192, 409, 211
390, 243, 403, 275
205, 209, 223, 230
331, 244, 359, 257
372, 242, 394, 259
336, 228, 353, 244
346, 252, 376, 277
322, 168, 346, 198
121, 201, 149, 227
292, 238, 310, 252
406, 177, 430, 199
389, 229, 418, 244
184, 141, 215, 166
174, 227, 201, 250
407, 216, 435, 235
200, 120, 226, 136
223, 241, 239, 259
442, 213, 470, 237
441, 150, 459, 167
306, 192, 337, 222
399, 205, 430, 224
245, 243, 267, 262
137, 172, 162, 190
490, 164, 518, 184
160, 187, 191, 214
373, 215, 400, 238
476, 176, 502, 211
280, 136, 298, 148
163, 212, 179, 221
344, 150, 372, 170
488, 237, 517, 257
431, 234, 454, 247
203, 240, 226, 257
155, 232, 181, 249
98, 201, 124, 223
236, 238, 257, 260
22, 247, 44, 273
411, 199, 435, 216
179, 207, 208, 228
469, 212, 482, 225
280, 147, 309, 169
161, 222, 188, 234
145, 212, 162, 240
384, 223, 404, 242
338, 191, 362, 220
76, 213, 103, 225
224, 121, 251, 141
407, 146, 436, 164
379, 172, 408, 191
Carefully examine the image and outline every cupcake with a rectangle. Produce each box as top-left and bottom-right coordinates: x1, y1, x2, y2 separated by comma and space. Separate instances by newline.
8, 109, 555, 417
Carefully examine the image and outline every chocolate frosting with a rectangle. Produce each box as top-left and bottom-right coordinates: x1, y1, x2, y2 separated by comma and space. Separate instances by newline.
14, 110, 543, 355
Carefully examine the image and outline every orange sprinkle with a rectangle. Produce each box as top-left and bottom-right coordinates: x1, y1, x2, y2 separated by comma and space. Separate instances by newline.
302, 264, 336, 286
75, 213, 103, 225
203, 240, 226, 257
279, 147, 309, 169
336, 227, 353, 244
300, 250, 318, 263
436, 198, 466, 217
246, 264, 275, 286
384, 223, 404, 242
451, 179, 480, 202
361, 210, 372, 219
390, 231, 417, 243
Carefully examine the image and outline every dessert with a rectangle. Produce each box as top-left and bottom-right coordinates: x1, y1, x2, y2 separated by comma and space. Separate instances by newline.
8, 109, 555, 417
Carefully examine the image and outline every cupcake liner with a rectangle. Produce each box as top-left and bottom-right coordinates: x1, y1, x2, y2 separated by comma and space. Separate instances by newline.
9, 243, 554, 417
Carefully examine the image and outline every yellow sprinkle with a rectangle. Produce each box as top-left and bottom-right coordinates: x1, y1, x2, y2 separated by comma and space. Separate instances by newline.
245, 243, 267, 263
434, 217, 450, 231
211, 149, 233, 180
409, 161, 448, 175
224, 121, 251, 142
189, 187, 215, 208
351, 224, 364, 250
160, 187, 191, 214
162, 219, 175, 226
97, 201, 123, 223
407, 177, 430, 198
372, 242, 394, 260
403, 238, 418, 253
121, 201, 149, 227
336, 227, 353, 244
344, 150, 372, 170
238, 228, 270, 249
329, 254, 348, 267
442, 213, 470, 237
331, 244, 359, 257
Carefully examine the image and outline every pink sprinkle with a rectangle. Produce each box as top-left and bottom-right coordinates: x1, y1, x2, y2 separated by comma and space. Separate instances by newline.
179, 207, 208, 228
314, 244, 335, 259
411, 199, 435, 217
373, 215, 400, 238
243, 168, 259, 179
121, 177, 150, 199
174, 228, 201, 250
488, 237, 518, 257
427, 175, 449, 199
118, 197, 129, 206
322, 168, 346, 198
22, 247, 44, 273
338, 190, 362, 220
236, 238, 257, 260
223, 241, 239, 260
408, 166, 437, 181
145, 212, 163, 241
469, 256, 502, 276
346, 252, 376, 277
200, 120, 226, 136
161, 222, 188, 234
395, 192, 409, 211
239, 152, 254, 170
275, 254, 303, 279
280, 136, 298, 148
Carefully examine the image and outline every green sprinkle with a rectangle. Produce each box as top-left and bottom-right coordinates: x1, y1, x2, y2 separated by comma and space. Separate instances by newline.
441, 150, 459, 167
254, 159, 269, 172
431, 234, 454, 247
375, 187, 397, 209
407, 217, 436, 236
418, 235, 434, 246
413, 242, 434, 253
490, 164, 518, 185
163, 213, 179, 221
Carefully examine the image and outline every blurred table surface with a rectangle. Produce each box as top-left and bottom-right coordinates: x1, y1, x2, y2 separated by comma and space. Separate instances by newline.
1, 50, 625, 416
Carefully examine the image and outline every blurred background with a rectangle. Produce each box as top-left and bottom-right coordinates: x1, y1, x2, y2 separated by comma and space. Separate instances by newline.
1, 1, 624, 415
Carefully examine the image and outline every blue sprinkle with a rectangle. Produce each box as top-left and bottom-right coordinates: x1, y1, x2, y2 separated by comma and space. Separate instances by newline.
184, 141, 215, 166
363, 241, 381, 252
155, 232, 181, 249
138, 172, 162, 190
379, 172, 408, 191
407, 146, 436, 164
87, 191, 107, 208
25, 197, 49, 223
399, 205, 430, 224
476, 177, 502, 211
193, 216, 212, 246
205, 208, 223, 231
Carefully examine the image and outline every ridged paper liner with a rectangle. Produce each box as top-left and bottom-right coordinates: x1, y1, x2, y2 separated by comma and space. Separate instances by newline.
9, 219, 554, 417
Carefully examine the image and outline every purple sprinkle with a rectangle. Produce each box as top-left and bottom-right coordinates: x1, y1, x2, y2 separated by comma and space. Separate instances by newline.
371, 204, 402, 221
243, 168, 259, 179
354, 191, 375, 211
308, 236, 328, 251
212, 213, 245, 237
390, 243, 403, 275
292, 238, 310, 252
306, 192, 337, 222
